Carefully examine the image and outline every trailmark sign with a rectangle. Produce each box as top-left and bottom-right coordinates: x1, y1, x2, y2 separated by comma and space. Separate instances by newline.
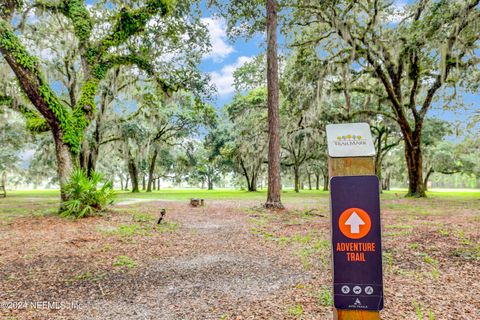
330, 175, 384, 311
326, 123, 376, 158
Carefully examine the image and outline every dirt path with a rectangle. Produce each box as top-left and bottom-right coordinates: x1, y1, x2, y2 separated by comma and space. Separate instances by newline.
0, 200, 323, 320
81, 201, 313, 319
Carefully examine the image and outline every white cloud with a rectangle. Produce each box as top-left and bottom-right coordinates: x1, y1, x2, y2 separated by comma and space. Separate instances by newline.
385, 1, 408, 24
202, 17, 234, 61
210, 56, 254, 96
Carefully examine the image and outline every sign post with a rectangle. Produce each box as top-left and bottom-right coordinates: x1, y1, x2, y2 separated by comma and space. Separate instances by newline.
326, 123, 383, 320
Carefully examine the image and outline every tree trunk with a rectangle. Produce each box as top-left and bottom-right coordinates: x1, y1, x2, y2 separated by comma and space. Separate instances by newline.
157, 178, 161, 190
53, 133, 74, 202
142, 174, 146, 190
375, 155, 382, 188
128, 158, 139, 193
424, 168, 434, 192
250, 173, 258, 192
382, 172, 391, 191
404, 138, 426, 197
264, 0, 283, 209
377, 159, 383, 194
315, 173, 319, 190
147, 149, 158, 192
207, 176, 213, 190
125, 175, 129, 191
119, 175, 124, 190
79, 112, 101, 177
240, 158, 252, 191
307, 172, 312, 190
323, 173, 329, 191
294, 167, 300, 193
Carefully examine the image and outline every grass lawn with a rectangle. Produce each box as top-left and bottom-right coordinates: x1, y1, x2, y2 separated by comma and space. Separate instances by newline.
3, 187, 479, 202
1, 188, 478, 223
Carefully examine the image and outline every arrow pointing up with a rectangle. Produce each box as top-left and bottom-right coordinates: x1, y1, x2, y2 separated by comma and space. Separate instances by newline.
345, 211, 365, 234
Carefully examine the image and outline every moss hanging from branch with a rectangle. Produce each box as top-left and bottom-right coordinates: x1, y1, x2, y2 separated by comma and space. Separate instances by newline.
1, 0, 176, 156
0, 19, 84, 152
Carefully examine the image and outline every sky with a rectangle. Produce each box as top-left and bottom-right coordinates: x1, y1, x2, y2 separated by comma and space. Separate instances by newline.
198, 16, 263, 107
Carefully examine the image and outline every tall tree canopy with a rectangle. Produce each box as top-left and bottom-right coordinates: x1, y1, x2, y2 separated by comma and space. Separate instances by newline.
290, 0, 480, 197
0, 0, 210, 201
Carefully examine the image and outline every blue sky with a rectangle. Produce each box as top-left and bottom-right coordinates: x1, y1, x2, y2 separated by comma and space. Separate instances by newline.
198, 17, 263, 107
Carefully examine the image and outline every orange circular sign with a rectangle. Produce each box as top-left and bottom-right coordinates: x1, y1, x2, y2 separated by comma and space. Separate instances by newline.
338, 208, 371, 239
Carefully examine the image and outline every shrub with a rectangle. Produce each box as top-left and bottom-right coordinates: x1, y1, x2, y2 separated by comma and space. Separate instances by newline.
61, 169, 114, 218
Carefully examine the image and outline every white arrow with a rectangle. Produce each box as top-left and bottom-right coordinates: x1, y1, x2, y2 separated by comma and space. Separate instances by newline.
345, 212, 365, 234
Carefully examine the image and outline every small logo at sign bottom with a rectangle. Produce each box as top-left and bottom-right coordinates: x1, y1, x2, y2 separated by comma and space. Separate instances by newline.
341, 286, 350, 294
353, 286, 362, 294
354, 298, 361, 306
365, 286, 374, 295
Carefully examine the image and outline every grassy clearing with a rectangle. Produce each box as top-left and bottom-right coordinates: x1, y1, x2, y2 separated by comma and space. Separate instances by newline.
2, 187, 478, 204
115, 188, 331, 201
1, 188, 478, 224
0, 196, 59, 224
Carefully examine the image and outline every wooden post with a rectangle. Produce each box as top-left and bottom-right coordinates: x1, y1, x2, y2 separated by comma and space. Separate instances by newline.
329, 157, 381, 320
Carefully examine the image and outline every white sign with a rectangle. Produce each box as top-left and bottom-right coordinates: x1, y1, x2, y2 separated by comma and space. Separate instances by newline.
326, 123, 376, 158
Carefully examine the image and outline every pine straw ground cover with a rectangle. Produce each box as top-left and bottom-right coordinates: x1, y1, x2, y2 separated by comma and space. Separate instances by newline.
0, 191, 478, 319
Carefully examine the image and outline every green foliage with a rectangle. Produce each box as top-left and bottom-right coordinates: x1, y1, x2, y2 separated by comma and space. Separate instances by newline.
412, 300, 435, 320
0, 19, 85, 153
98, 0, 174, 53
287, 303, 303, 317
73, 78, 99, 135
60, 169, 114, 218
100, 220, 179, 237
113, 255, 137, 269
318, 286, 333, 306
132, 212, 156, 223
0, 20, 38, 71
63, 0, 93, 43
0, 0, 187, 160
106, 224, 151, 237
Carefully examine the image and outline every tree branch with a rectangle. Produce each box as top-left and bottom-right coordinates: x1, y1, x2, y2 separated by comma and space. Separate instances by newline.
96, 0, 173, 55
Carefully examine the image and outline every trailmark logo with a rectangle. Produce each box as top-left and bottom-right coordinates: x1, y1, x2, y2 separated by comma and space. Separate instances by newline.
334, 134, 367, 147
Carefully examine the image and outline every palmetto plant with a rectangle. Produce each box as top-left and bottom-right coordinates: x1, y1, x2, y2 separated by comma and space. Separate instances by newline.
61, 169, 114, 218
